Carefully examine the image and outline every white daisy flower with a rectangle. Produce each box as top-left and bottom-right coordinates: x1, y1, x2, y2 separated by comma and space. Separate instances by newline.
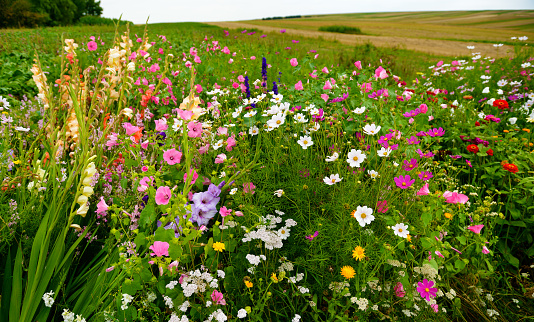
347, 149, 366, 167
325, 152, 339, 162
368, 170, 379, 179
323, 174, 342, 185
377, 147, 392, 157
297, 135, 313, 149
392, 223, 410, 238
352, 206, 375, 227
363, 123, 381, 135
353, 106, 366, 114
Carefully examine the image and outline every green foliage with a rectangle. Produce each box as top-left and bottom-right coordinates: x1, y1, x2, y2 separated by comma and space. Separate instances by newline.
318, 25, 363, 35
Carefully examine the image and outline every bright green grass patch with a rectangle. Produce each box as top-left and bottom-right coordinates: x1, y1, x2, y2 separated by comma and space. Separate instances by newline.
318, 25, 364, 35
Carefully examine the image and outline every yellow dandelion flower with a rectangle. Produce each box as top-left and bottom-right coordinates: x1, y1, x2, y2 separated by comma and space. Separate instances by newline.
213, 242, 225, 252
352, 246, 366, 261
340, 266, 355, 280
245, 280, 253, 288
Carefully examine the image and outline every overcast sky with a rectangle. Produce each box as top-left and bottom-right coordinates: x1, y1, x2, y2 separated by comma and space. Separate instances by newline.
100, 0, 534, 24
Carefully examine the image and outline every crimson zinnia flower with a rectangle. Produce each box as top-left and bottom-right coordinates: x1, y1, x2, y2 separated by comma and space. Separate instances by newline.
503, 163, 518, 173
487, 149, 493, 156
466, 144, 479, 153
493, 99, 509, 110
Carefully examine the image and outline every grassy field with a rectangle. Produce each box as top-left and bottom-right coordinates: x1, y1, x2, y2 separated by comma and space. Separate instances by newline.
207, 10, 534, 57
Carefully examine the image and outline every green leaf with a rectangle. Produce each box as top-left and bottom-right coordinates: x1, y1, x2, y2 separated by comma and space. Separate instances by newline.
454, 259, 466, 271
139, 203, 155, 228
134, 232, 146, 249
421, 212, 432, 227
509, 221, 527, 227
455, 235, 467, 245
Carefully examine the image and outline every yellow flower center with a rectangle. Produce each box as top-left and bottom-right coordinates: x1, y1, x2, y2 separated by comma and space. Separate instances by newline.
331, 179, 336, 183
353, 156, 358, 161
276, 120, 281, 124
425, 288, 429, 292
303, 140, 308, 144
398, 228, 403, 232
402, 182, 406, 186
361, 213, 367, 219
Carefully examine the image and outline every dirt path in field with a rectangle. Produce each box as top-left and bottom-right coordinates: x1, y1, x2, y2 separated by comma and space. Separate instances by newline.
206, 21, 514, 58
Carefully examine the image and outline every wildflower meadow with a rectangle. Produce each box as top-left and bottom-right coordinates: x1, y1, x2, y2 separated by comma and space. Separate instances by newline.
0, 20, 533, 322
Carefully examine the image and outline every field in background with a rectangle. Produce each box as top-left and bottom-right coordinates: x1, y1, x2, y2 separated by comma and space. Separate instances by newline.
207, 10, 534, 57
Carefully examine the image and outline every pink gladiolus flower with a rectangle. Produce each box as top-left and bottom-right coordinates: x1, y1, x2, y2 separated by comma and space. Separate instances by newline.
482, 246, 490, 254
96, 197, 109, 214
323, 80, 333, 90
149, 241, 170, 257
443, 191, 469, 204
155, 118, 168, 131
211, 290, 226, 305
219, 206, 232, 217
321, 67, 329, 73
184, 168, 199, 185
375, 66, 388, 79
163, 148, 182, 165
290, 58, 298, 67
294, 80, 304, 90
321, 94, 329, 102
87, 41, 98, 51
417, 183, 430, 195
215, 153, 227, 164
468, 225, 484, 234
187, 121, 203, 138
155, 186, 172, 205
123, 122, 140, 135
354, 61, 362, 70
394, 175, 415, 189
416, 279, 438, 302
394, 282, 405, 297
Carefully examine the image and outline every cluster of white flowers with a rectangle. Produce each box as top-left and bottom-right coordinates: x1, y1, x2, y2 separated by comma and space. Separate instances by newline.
205, 308, 227, 322
121, 293, 134, 310
42, 290, 54, 307
242, 214, 296, 250
350, 297, 369, 310
413, 264, 439, 280
62, 309, 85, 322
181, 269, 220, 297
169, 313, 189, 322
329, 281, 349, 294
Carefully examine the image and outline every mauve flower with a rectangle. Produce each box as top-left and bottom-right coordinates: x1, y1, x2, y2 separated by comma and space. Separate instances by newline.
163, 148, 182, 165
96, 197, 109, 214
155, 118, 168, 131
394, 282, 405, 297
211, 290, 226, 305
394, 175, 415, 189
191, 204, 217, 226
187, 121, 203, 138
192, 191, 220, 212
184, 168, 199, 184
155, 186, 172, 205
468, 225, 484, 234
208, 183, 221, 197
417, 183, 430, 195
149, 241, 169, 256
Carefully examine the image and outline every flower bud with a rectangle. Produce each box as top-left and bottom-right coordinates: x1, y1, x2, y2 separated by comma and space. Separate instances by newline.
82, 186, 93, 197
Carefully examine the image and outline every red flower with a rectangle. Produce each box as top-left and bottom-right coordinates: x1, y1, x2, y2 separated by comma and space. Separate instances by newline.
467, 144, 479, 154
475, 121, 480, 127
493, 99, 509, 110
503, 163, 518, 173
487, 149, 493, 156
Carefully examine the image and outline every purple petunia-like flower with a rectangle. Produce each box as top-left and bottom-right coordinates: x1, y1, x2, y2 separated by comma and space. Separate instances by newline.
394, 175, 415, 189
402, 158, 418, 171
190, 204, 218, 226
192, 191, 220, 212
417, 279, 438, 302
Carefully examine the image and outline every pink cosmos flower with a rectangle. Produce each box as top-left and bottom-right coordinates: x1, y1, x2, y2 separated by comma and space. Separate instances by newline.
394, 282, 405, 297
184, 168, 199, 184
87, 41, 98, 51
354, 61, 362, 70
482, 246, 490, 254
219, 206, 232, 217
323, 80, 333, 90
149, 241, 170, 256
155, 186, 172, 205
215, 153, 227, 164
163, 148, 182, 165
377, 200, 388, 213
419, 103, 428, 113
468, 225, 484, 234
222, 46, 230, 54
211, 290, 226, 305
187, 121, 203, 138
295, 80, 304, 90
305, 231, 319, 241
321, 94, 329, 102
394, 175, 415, 189
417, 183, 430, 195
375, 66, 388, 79
416, 279, 438, 301
96, 197, 109, 214
155, 118, 168, 131
226, 135, 236, 152
290, 58, 298, 67
443, 191, 469, 204
194, 56, 202, 64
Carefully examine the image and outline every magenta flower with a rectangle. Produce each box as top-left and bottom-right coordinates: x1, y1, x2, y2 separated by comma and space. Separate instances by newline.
243, 182, 256, 194
418, 171, 433, 181
184, 168, 199, 184
87, 40, 98, 51
482, 246, 490, 254
155, 186, 172, 205
294, 80, 304, 90
187, 121, 203, 138
377, 200, 388, 213
155, 118, 168, 131
427, 127, 445, 137
394, 282, 405, 297
416, 279, 438, 301
416, 183, 430, 195
226, 134, 236, 152
451, 246, 462, 254
443, 191, 469, 204
402, 158, 418, 171
211, 290, 226, 305
466, 159, 472, 167
149, 241, 169, 257
280, 29, 286, 33
394, 175, 415, 189
290, 58, 298, 67
354, 61, 362, 70
468, 225, 484, 234
219, 206, 232, 217
406, 136, 420, 145
305, 231, 319, 241
419, 103, 428, 113
163, 148, 182, 165
323, 80, 333, 90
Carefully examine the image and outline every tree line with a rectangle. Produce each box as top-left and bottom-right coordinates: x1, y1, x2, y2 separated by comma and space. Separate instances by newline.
0, 0, 104, 28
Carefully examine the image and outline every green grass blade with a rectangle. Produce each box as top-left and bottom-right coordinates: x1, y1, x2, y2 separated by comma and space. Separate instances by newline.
9, 245, 23, 322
